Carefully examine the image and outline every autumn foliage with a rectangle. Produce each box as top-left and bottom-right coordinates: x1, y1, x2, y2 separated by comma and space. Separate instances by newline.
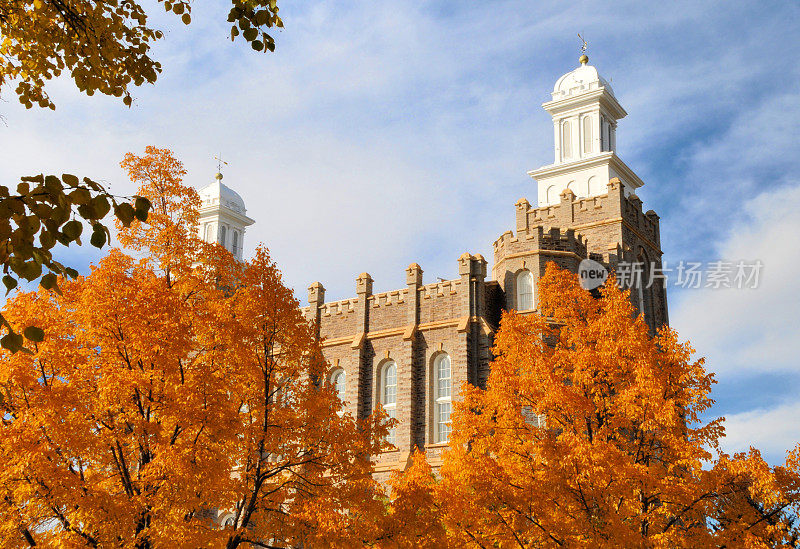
430, 266, 800, 548
0, 148, 386, 548
1, 147, 798, 547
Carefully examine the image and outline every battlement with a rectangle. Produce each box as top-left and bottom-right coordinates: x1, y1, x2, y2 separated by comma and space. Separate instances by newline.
322, 298, 359, 316
420, 279, 461, 299
493, 224, 588, 261
305, 253, 487, 342
369, 289, 408, 309
511, 178, 660, 254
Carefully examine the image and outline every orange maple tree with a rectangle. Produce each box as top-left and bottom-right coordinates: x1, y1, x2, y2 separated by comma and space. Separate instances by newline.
0, 147, 387, 548
431, 264, 800, 548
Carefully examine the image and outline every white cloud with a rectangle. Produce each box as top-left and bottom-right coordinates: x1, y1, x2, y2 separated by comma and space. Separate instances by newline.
670, 183, 800, 376
721, 400, 800, 464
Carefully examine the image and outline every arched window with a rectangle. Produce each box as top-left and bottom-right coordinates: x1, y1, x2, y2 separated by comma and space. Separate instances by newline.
223, 516, 235, 528
546, 185, 557, 204
219, 225, 227, 248
636, 252, 652, 328
232, 230, 240, 256
434, 354, 451, 443
332, 369, 346, 403
562, 120, 572, 160
516, 270, 534, 311
583, 116, 593, 154
381, 361, 397, 445
204, 223, 214, 243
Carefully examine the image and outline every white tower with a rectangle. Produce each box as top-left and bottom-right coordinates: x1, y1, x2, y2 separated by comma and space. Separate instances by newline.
197, 172, 254, 261
529, 54, 644, 206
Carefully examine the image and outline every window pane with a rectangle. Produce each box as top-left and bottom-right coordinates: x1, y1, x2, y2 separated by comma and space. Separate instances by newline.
516, 270, 534, 310
386, 407, 396, 445
436, 355, 451, 398
383, 362, 396, 405
562, 121, 572, 159
333, 370, 346, 401
437, 401, 451, 443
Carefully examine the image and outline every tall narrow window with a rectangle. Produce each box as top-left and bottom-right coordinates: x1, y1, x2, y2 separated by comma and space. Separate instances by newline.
204, 223, 214, 243
232, 230, 240, 256
219, 225, 227, 248
600, 117, 607, 151
583, 116, 593, 154
607, 123, 613, 152
332, 370, 346, 402
562, 120, 572, 159
381, 361, 397, 445
516, 270, 534, 311
434, 354, 452, 443
636, 254, 651, 328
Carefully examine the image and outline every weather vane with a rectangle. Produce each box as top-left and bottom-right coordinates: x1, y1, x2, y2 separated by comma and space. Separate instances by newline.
577, 33, 589, 64
214, 153, 227, 173
214, 154, 228, 180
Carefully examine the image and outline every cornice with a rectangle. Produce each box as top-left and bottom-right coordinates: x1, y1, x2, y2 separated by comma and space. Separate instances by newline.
527, 152, 644, 190
542, 87, 627, 120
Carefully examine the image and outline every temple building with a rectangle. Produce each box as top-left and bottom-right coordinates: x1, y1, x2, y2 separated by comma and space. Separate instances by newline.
198, 55, 668, 480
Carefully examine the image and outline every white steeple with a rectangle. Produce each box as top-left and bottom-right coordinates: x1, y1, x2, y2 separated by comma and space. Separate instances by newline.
529, 55, 644, 206
197, 171, 254, 260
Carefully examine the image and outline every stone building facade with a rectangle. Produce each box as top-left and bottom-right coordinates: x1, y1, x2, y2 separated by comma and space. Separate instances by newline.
200, 56, 668, 480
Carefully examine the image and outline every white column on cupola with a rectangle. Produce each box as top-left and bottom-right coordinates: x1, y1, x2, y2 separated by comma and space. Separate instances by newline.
197, 170, 255, 261
528, 53, 645, 206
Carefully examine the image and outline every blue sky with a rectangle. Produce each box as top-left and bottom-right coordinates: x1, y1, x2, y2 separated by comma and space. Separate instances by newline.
1, 0, 799, 463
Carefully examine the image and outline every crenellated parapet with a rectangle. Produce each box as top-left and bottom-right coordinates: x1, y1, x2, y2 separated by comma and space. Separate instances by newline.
306, 253, 489, 348
494, 225, 587, 262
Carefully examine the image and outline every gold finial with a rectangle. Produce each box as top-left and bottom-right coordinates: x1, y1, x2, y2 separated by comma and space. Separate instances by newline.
578, 33, 588, 65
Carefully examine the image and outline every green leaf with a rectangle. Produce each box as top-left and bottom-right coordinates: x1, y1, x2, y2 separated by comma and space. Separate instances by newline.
134, 197, 151, 221
1, 332, 23, 353
90, 227, 107, 248
3, 275, 17, 294
39, 230, 56, 250
62, 174, 79, 187
64, 267, 79, 279
20, 261, 42, 281
114, 203, 135, 227
40, 272, 60, 294
23, 326, 44, 342
243, 28, 258, 41
89, 196, 111, 219
69, 188, 91, 206
251, 40, 264, 51
62, 220, 83, 240
44, 175, 62, 194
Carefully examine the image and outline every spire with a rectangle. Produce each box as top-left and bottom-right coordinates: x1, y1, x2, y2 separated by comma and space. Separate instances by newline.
528, 52, 642, 207
197, 154, 254, 260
